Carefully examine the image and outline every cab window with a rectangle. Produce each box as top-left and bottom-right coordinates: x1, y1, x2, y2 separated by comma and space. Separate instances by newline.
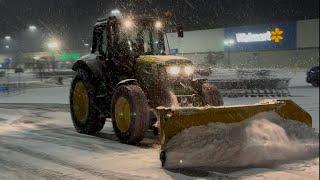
92, 26, 108, 57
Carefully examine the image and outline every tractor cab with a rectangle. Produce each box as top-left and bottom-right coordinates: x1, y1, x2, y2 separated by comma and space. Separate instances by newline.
91, 16, 166, 60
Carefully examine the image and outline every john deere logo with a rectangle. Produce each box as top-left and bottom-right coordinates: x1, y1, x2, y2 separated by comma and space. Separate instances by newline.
271, 27, 284, 43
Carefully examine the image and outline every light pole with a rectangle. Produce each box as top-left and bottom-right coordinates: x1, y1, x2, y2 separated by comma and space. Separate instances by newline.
224, 39, 235, 68
47, 39, 61, 72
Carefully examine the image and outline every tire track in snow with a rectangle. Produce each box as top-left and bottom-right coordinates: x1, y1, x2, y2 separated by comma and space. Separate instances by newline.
0, 141, 152, 180
0, 155, 82, 180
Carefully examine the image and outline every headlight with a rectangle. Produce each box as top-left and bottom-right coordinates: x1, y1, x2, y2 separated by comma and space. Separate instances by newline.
184, 66, 194, 76
155, 21, 163, 29
166, 66, 180, 76
122, 18, 134, 29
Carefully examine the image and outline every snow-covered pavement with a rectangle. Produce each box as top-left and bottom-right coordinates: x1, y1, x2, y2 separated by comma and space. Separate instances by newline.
0, 105, 318, 179
1, 84, 318, 131
0, 76, 318, 179
0, 107, 193, 180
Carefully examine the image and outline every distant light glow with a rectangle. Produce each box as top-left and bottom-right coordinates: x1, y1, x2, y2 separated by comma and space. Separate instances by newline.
4, 36, 11, 40
84, 43, 89, 47
236, 31, 271, 43
29, 25, 37, 31
33, 56, 41, 60
224, 39, 235, 46
47, 40, 60, 50
111, 9, 121, 16
5, 45, 9, 49
155, 21, 163, 29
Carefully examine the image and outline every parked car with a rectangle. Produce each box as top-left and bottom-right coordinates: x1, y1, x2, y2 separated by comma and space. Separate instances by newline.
306, 66, 319, 87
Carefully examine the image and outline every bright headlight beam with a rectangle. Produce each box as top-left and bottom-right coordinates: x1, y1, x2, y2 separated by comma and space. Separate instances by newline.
184, 66, 194, 75
167, 66, 180, 76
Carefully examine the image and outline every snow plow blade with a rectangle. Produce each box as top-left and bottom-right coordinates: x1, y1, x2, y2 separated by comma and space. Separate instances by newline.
157, 99, 312, 152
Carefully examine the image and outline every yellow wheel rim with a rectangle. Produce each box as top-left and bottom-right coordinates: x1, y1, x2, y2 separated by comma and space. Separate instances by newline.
115, 97, 131, 133
73, 81, 89, 122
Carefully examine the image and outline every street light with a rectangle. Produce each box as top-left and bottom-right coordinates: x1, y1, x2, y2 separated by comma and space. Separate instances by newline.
4, 36, 11, 40
33, 56, 41, 60
111, 9, 121, 16
29, 25, 37, 32
47, 40, 60, 50
223, 39, 235, 67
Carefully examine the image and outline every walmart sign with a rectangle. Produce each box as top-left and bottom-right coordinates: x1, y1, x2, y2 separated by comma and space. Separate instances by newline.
224, 22, 296, 51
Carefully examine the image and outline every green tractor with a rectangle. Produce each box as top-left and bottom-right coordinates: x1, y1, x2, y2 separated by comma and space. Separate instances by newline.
70, 16, 223, 144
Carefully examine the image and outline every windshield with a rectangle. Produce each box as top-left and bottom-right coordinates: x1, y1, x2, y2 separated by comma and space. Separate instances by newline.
119, 20, 165, 56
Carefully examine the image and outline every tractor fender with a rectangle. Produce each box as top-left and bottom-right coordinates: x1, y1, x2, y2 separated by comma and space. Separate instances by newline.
72, 60, 94, 78
72, 59, 107, 97
72, 59, 104, 80
116, 79, 139, 88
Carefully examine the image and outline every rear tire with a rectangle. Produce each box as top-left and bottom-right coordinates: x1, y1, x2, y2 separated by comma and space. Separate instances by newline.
111, 85, 149, 144
201, 83, 224, 106
70, 70, 106, 134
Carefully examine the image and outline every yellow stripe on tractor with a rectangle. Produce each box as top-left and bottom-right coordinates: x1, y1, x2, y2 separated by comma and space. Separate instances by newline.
157, 99, 312, 151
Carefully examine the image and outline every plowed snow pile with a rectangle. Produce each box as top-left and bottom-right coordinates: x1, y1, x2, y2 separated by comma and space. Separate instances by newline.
165, 111, 319, 169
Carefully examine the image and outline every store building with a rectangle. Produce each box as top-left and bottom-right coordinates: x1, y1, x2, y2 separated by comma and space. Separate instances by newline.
167, 19, 319, 68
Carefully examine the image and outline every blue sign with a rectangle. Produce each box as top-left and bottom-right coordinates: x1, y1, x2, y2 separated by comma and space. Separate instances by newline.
0, 57, 12, 69
224, 22, 296, 51
3, 57, 12, 66
170, 48, 179, 55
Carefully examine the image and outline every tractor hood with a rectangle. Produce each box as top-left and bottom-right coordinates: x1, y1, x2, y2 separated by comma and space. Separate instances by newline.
137, 55, 193, 66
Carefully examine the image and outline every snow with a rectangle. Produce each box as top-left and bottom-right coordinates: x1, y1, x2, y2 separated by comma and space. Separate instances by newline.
0, 108, 23, 122
0, 104, 318, 179
0, 87, 69, 104
165, 111, 318, 169
0, 110, 193, 180
0, 69, 318, 179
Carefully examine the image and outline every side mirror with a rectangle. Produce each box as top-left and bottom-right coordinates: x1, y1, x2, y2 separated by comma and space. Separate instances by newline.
177, 24, 184, 38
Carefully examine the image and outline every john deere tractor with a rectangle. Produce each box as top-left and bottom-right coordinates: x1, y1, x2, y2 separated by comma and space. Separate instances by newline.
70, 16, 312, 166
70, 16, 223, 144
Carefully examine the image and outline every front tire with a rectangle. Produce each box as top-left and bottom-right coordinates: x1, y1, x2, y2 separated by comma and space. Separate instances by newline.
70, 70, 106, 134
111, 85, 149, 144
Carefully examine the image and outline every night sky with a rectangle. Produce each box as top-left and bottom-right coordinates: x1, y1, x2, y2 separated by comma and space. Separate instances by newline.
0, 0, 319, 52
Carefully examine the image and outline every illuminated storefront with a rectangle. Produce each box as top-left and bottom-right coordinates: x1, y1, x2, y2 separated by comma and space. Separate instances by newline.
224, 22, 297, 51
